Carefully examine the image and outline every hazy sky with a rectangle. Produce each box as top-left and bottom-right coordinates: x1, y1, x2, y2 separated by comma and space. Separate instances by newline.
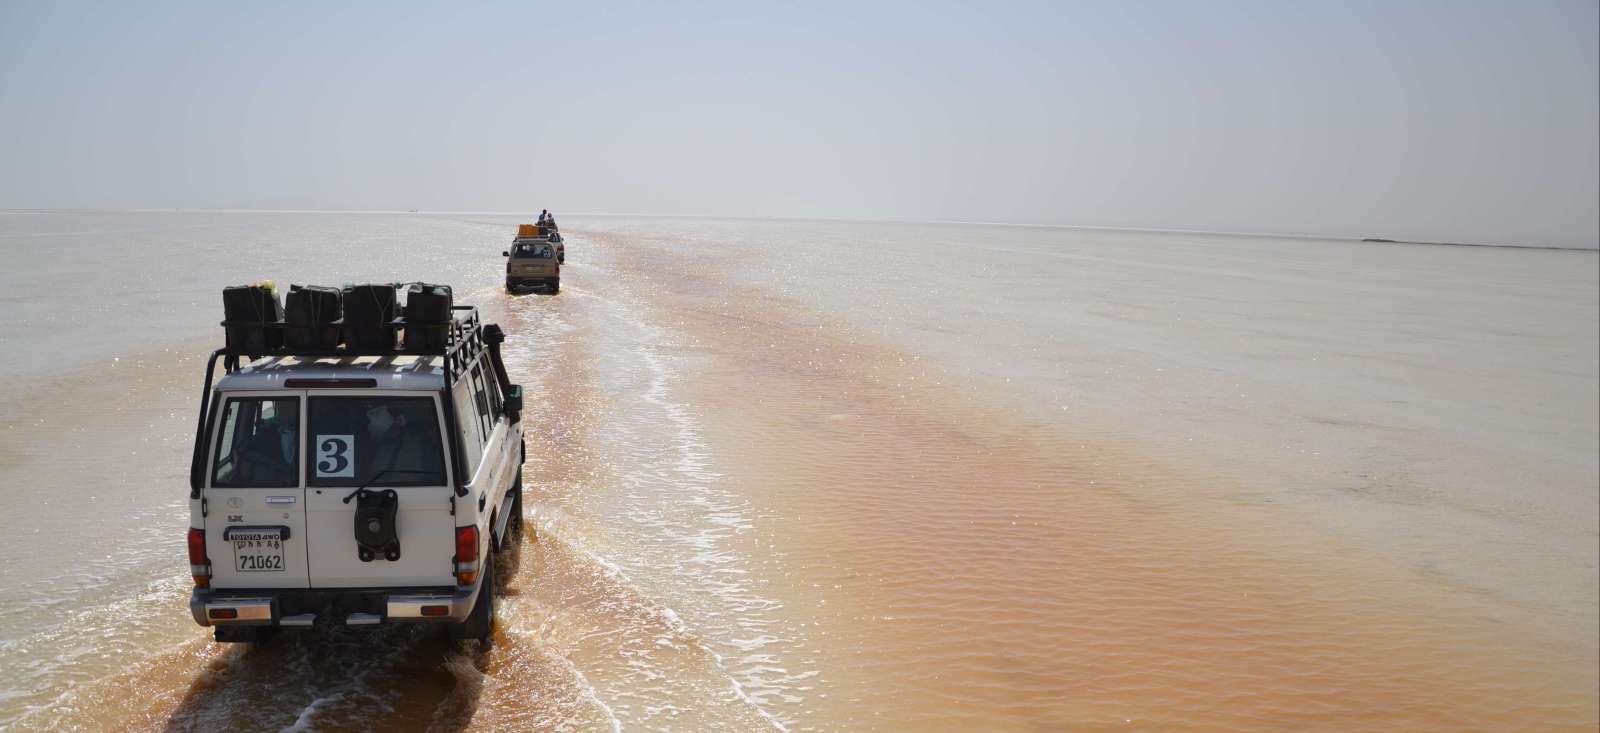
1, 1, 1596, 247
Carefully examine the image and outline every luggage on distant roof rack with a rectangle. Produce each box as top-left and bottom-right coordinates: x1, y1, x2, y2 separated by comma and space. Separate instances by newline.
403, 283, 453, 353
517, 224, 539, 238
343, 283, 399, 350
222, 283, 283, 353
285, 284, 342, 350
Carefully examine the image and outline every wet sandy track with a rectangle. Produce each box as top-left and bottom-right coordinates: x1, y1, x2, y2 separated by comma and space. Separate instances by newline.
6, 223, 1596, 731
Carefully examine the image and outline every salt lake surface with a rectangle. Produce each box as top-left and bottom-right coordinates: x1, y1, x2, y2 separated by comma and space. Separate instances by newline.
0, 211, 1594, 730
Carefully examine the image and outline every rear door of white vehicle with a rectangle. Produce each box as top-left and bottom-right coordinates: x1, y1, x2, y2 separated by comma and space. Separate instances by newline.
204, 391, 311, 588
301, 391, 458, 588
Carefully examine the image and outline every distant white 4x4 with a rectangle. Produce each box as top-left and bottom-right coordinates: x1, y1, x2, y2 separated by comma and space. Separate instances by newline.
188, 285, 524, 643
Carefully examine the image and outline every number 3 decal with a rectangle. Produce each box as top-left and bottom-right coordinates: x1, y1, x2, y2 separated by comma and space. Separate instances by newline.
316, 434, 355, 477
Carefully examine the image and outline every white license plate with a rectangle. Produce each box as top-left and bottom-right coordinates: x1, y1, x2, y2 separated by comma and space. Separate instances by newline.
231, 530, 285, 572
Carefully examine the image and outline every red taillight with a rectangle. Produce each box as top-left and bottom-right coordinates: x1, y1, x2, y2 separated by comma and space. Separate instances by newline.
421, 605, 450, 617
188, 528, 210, 588
187, 528, 207, 564
455, 525, 479, 585
455, 525, 479, 564
208, 608, 237, 620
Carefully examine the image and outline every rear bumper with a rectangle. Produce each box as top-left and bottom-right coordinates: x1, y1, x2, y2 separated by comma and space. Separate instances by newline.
190, 583, 480, 627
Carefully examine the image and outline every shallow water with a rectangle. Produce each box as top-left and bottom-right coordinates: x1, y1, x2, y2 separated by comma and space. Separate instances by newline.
0, 212, 1594, 730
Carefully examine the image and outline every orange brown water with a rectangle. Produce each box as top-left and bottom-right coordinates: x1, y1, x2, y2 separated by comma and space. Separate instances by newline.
595, 235, 1598, 731
2, 214, 1594, 731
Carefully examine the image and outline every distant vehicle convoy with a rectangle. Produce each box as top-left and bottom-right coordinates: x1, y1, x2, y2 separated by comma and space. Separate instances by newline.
191, 282, 525, 643
505, 222, 562, 294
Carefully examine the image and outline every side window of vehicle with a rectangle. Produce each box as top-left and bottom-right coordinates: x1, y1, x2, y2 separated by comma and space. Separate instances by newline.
469, 365, 491, 436
485, 364, 503, 416
452, 380, 482, 478
216, 399, 239, 459
212, 396, 300, 488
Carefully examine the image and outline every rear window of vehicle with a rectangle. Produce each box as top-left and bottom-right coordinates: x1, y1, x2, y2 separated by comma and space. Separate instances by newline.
512, 243, 552, 258
306, 396, 446, 487
212, 397, 299, 488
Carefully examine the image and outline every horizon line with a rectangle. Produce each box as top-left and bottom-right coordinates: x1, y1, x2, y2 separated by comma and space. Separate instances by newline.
2, 207, 1595, 252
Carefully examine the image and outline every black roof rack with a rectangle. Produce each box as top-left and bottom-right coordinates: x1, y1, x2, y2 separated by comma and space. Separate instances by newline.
215, 305, 486, 382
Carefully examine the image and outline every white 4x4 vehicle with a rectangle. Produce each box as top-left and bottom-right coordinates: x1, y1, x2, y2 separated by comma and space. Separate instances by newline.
187, 293, 523, 643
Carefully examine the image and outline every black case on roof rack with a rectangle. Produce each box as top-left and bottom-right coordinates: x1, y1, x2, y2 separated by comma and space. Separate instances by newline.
344, 283, 400, 350
404, 283, 452, 353
285, 284, 342, 350
221, 284, 284, 353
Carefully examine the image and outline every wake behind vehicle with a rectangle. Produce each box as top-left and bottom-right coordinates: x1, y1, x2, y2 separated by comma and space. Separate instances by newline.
188, 282, 526, 643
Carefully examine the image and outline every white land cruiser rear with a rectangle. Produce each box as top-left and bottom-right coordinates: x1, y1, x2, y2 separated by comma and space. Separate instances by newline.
188, 284, 525, 643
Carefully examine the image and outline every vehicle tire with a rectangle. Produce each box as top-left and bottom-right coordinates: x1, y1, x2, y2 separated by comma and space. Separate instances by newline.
509, 475, 524, 540
550, 279, 560, 294
453, 555, 495, 643
558, 254, 564, 264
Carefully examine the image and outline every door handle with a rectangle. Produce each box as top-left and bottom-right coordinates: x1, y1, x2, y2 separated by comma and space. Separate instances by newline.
266, 496, 297, 505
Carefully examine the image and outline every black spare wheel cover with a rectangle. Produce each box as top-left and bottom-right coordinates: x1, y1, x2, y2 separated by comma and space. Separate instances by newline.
353, 488, 401, 562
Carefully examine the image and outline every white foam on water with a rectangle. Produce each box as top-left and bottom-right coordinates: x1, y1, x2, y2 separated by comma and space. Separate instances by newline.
500, 253, 809, 730
548, 646, 624, 733
278, 693, 341, 733
591, 293, 801, 729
